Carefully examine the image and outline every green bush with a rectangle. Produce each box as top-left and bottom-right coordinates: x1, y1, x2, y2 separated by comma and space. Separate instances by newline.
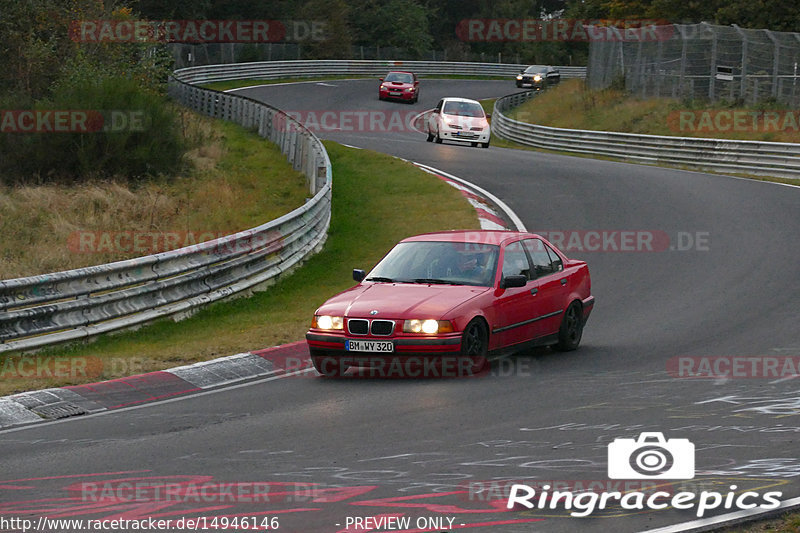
0, 76, 184, 184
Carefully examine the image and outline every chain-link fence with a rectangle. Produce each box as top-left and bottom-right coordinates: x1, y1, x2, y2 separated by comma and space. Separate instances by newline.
168, 43, 535, 70
587, 22, 800, 106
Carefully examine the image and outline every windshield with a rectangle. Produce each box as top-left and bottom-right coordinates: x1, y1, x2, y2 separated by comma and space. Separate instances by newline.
366, 241, 499, 287
442, 101, 485, 118
524, 66, 547, 74
384, 72, 413, 83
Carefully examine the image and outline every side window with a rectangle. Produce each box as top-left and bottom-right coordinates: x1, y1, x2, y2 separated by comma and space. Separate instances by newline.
502, 241, 533, 280
544, 242, 563, 272
523, 239, 554, 277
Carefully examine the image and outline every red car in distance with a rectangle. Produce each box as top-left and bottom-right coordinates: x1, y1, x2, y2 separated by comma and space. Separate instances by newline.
306, 230, 594, 377
378, 71, 419, 103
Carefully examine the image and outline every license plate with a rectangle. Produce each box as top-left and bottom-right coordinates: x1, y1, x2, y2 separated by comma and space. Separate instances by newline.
345, 340, 394, 352
389, 91, 401, 96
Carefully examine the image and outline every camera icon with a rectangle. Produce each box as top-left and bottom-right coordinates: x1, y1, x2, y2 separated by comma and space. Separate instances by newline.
608, 432, 695, 479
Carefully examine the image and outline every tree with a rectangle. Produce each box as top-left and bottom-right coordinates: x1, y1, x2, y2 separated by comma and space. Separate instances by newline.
298, 0, 352, 59
349, 0, 434, 58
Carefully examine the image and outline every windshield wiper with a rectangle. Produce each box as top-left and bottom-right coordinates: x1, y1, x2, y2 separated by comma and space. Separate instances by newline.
365, 276, 396, 282
412, 278, 458, 285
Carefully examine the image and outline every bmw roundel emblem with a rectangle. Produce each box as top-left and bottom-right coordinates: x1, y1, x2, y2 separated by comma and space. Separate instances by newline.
370, 310, 379, 315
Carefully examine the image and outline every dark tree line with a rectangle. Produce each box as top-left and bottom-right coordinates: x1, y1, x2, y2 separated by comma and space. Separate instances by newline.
126, 0, 800, 65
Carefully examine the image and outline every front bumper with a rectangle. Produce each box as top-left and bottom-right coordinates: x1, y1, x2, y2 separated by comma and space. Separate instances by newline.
306, 332, 462, 355
306, 332, 483, 377
439, 129, 490, 143
516, 78, 544, 88
380, 88, 415, 101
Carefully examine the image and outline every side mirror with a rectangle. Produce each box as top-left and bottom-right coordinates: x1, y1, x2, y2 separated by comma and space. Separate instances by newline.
379, 78, 383, 82
432, 109, 439, 114
500, 275, 527, 289
414, 80, 419, 85
353, 269, 366, 282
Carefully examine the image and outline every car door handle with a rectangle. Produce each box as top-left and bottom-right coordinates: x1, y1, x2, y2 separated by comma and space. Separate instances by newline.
530, 288, 538, 295
560, 278, 568, 286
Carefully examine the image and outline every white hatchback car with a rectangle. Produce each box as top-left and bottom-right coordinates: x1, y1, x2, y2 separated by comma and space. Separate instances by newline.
426, 97, 490, 148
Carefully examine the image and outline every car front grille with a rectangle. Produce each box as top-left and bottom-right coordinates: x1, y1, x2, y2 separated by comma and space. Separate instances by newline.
370, 320, 395, 336
348, 319, 369, 335
346, 318, 395, 336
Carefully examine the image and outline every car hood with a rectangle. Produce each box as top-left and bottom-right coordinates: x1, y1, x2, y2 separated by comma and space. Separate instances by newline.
440, 114, 488, 128
316, 283, 489, 319
384, 81, 412, 88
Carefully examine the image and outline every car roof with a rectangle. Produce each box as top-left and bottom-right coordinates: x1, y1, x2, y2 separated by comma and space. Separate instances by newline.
401, 230, 539, 246
386, 71, 414, 75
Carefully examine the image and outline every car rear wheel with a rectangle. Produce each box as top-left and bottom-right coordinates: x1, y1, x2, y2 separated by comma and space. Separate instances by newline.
311, 350, 348, 377
553, 301, 583, 351
461, 319, 489, 373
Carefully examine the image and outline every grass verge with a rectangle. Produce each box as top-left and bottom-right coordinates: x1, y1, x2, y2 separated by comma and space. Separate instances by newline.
483, 86, 800, 185
0, 111, 310, 279
506, 79, 800, 143
0, 142, 479, 396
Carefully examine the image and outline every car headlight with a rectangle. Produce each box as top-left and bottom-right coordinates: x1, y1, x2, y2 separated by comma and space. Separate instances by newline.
516, 75, 523, 80
380, 84, 386, 89
533, 75, 542, 82
406, 87, 415, 92
403, 319, 454, 334
312, 315, 344, 330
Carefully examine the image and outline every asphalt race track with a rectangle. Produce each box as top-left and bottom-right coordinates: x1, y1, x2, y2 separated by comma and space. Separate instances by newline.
2, 79, 799, 533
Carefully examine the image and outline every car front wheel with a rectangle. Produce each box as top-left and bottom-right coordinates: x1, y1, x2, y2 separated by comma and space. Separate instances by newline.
461, 319, 489, 374
553, 301, 583, 351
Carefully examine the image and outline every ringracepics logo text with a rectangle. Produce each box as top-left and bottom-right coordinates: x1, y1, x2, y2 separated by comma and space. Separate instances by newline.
505, 433, 783, 517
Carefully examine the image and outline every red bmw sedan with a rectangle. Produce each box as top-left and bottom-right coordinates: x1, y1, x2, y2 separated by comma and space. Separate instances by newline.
306, 230, 594, 377
378, 71, 419, 103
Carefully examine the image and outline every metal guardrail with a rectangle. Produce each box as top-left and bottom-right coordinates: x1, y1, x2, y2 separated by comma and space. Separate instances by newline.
0, 77, 332, 353
493, 91, 800, 179
173, 60, 586, 85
